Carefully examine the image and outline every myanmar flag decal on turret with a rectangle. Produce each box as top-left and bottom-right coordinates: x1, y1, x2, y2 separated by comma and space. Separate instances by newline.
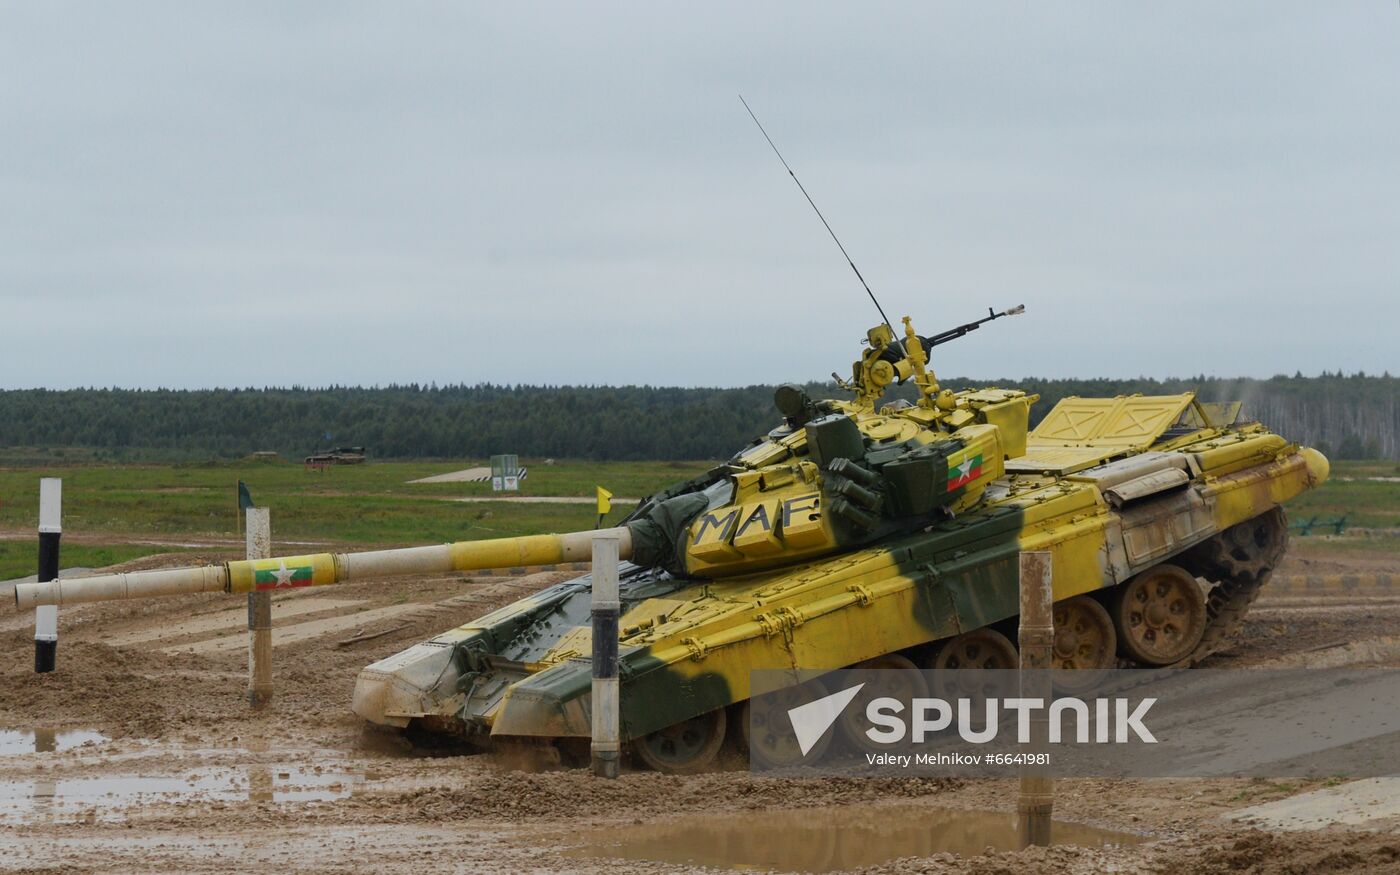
946, 452, 984, 492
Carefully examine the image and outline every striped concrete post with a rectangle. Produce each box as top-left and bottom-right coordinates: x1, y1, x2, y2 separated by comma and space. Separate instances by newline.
590, 535, 621, 779
245, 507, 274, 708
34, 479, 61, 674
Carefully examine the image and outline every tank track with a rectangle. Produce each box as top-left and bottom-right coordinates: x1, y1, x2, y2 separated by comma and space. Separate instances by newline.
1175, 507, 1290, 667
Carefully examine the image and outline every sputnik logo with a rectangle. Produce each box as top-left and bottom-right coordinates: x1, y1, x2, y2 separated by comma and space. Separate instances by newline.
785, 683, 864, 755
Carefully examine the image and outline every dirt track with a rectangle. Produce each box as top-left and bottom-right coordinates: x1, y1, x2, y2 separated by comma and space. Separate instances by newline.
2, 550, 1398, 874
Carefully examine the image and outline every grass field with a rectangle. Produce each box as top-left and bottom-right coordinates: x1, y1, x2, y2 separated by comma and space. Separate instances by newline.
0, 542, 192, 582
1281, 459, 1400, 559
0, 457, 1393, 581
0, 458, 714, 580
1283, 459, 1400, 530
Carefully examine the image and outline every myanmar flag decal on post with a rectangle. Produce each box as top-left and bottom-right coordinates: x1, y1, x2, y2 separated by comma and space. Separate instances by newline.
946, 453, 984, 492
253, 559, 316, 589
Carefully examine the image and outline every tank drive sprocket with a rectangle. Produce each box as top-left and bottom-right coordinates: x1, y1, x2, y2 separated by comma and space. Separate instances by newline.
1183, 507, 1289, 583
1178, 508, 1290, 666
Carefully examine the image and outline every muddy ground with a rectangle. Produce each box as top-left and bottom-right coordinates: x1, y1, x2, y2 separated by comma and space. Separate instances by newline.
1, 549, 1398, 874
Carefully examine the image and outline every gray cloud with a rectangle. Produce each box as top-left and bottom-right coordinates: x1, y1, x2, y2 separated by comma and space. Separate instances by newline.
1, 2, 1395, 389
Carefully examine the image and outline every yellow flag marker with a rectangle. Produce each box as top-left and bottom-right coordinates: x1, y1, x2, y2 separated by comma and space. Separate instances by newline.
595, 486, 614, 529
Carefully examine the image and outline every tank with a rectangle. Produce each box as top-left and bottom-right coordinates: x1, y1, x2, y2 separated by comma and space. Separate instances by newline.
15, 312, 1329, 773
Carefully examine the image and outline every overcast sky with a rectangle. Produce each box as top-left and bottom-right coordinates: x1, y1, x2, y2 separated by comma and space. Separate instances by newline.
1, 3, 1396, 389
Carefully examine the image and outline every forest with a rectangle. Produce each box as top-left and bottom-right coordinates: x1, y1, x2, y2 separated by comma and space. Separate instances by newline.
0, 373, 1394, 462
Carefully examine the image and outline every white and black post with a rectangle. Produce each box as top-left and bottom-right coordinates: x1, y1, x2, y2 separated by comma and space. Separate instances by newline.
590, 534, 621, 779
34, 478, 62, 674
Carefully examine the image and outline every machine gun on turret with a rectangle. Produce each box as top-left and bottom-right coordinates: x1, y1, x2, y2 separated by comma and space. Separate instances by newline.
916, 305, 1025, 350
838, 308, 1025, 414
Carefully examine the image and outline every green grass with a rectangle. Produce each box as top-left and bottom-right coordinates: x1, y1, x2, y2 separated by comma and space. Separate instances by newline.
0, 459, 716, 579
0, 542, 199, 582
1283, 460, 1400, 531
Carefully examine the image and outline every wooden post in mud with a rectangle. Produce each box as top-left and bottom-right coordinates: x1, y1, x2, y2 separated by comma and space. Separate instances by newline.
246, 507, 274, 709
34, 478, 61, 673
1017, 551, 1054, 848
590, 534, 621, 779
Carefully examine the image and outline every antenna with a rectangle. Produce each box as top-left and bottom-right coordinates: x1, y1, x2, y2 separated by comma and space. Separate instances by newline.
739, 95, 895, 334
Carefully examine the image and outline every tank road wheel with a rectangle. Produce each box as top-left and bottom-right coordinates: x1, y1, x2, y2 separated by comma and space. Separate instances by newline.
926, 628, 1018, 714
1112, 564, 1207, 666
634, 708, 727, 775
931, 628, 1019, 671
1052, 596, 1118, 693
741, 677, 833, 768
836, 653, 928, 751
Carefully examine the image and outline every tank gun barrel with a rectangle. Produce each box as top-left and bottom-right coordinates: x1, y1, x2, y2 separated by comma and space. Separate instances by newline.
14, 528, 633, 610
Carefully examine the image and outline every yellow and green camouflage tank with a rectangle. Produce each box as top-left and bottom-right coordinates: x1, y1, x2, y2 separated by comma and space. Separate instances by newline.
350, 316, 1328, 772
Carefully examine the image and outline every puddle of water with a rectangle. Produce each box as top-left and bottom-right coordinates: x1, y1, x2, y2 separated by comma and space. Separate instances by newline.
0, 764, 363, 823
568, 803, 1144, 872
0, 729, 109, 756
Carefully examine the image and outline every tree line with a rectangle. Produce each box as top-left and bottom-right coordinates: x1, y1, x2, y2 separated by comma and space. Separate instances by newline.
0, 373, 1394, 461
